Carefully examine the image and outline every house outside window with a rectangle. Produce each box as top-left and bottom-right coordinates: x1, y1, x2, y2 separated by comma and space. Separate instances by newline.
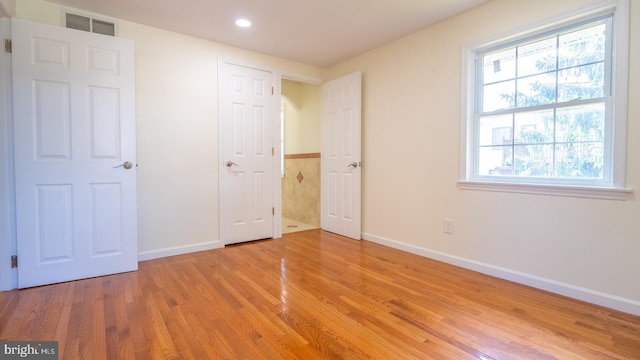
459, 0, 631, 199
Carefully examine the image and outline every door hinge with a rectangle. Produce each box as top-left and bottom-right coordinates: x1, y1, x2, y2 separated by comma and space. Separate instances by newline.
4, 39, 12, 53
10, 255, 17, 268
272, 207, 275, 215
272, 147, 275, 156
272, 86, 274, 95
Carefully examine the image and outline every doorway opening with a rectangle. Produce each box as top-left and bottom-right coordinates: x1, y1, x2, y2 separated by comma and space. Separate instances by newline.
281, 79, 321, 234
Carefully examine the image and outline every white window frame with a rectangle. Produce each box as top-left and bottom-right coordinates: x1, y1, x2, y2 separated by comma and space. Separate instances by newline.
458, 0, 631, 200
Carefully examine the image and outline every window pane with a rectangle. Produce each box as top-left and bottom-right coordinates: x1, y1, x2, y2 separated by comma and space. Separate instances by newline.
479, 114, 512, 146
514, 110, 554, 144
513, 144, 553, 177
483, 48, 516, 84
517, 73, 556, 107
483, 80, 515, 112
555, 142, 604, 178
559, 24, 606, 69
517, 37, 556, 77
556, 103, 605, 142
558, 63, 604, 102
479, 146, 515, 176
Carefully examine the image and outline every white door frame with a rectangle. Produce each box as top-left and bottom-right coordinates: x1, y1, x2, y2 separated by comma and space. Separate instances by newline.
0, 17, 17, 291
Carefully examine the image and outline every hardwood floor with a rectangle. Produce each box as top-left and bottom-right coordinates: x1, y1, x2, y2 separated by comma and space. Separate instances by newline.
1, 229, 639, 359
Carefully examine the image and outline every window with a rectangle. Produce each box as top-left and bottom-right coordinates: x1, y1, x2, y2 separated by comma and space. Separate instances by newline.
460, 2, 630, 199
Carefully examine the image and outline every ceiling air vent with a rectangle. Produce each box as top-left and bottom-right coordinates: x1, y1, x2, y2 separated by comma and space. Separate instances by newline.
65, 12, 116, 36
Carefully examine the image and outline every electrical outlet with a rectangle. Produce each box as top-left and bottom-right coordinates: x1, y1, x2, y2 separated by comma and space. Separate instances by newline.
443, 218, 454, 234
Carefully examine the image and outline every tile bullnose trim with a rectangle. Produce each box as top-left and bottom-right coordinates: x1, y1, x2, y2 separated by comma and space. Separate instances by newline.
284, 153, 321, 159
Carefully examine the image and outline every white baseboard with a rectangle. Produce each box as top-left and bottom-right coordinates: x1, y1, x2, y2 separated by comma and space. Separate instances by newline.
138, 240, 222, 262
361, 232, 640, 316
0, 241, 222, 291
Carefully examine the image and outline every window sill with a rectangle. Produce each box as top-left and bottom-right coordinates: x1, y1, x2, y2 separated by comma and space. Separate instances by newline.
457, 180, 633, 200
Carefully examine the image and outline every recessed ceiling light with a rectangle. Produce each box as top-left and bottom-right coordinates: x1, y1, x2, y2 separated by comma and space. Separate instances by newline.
235, 19, 252, 28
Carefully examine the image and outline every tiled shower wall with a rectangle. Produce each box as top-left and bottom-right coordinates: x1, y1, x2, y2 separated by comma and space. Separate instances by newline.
282, 154, 320, 227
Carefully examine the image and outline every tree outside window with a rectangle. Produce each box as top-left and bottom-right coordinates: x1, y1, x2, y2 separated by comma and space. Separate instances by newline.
477, 20, 609, 181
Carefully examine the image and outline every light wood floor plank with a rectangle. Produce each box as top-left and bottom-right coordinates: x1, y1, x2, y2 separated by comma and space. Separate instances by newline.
1, 229, 639, 359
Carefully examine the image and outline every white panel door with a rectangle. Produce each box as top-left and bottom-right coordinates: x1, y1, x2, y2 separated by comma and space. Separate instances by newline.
321, 72, 362, 240
12, 18, 137, 288
219, 61, 274, 245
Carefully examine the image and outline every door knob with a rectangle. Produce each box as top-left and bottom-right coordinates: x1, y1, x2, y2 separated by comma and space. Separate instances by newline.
113, 161, 133, 170
226, 161, 239, 167
347, 162, 359, 168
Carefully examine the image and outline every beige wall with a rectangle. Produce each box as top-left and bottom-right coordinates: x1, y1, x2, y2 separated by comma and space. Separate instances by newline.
282, 99, 302, 154
327, 0, 640, 309
282, 79, 321, 154
16, 0, 325, 254
0, 0, 15, 17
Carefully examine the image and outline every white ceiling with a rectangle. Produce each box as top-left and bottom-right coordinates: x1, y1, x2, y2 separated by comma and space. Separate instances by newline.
46, 0, 490, 68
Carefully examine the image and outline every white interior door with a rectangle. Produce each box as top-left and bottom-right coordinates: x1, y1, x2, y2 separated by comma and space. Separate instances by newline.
12, 18, 137, 288
321, 71, 362, 240
219, 61, 274, 245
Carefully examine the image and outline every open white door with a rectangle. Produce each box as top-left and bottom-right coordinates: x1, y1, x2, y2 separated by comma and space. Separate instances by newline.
321, 72, 362, 240
219, 61, 275, 245
12, 19, 137, 288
